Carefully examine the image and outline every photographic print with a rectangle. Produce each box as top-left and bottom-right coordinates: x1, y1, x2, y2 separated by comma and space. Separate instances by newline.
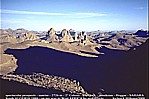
0, 0, 148, 98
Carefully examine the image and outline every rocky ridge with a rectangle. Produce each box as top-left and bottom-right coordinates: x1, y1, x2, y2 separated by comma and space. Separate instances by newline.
1, 73, 89, 95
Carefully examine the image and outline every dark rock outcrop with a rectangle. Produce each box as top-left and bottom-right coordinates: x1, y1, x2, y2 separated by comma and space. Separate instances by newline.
134, 29, 148, 37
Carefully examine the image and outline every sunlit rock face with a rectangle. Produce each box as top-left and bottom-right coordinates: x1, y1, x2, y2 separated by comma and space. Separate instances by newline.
45, 28, 59, 42
60, 29, 74, 42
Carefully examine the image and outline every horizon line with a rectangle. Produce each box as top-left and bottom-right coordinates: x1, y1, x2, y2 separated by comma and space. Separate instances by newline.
1, 27, 148, 32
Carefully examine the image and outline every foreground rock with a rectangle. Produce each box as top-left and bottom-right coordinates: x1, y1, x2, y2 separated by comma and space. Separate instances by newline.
1, 73, 88, 95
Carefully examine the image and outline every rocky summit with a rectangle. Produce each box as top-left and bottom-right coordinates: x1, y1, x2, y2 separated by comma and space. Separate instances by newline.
43, 28, 93, 45
45, 28, 59, 42
78, 31, 92, 45
60, 29, 74, 42
17, 32, 40, 42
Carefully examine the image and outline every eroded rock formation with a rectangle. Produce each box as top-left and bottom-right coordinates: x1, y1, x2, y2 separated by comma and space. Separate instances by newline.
78, 31, 92, 45
45, 28, 59, 42
60, 29, 74, 42
17, 32, 39, 42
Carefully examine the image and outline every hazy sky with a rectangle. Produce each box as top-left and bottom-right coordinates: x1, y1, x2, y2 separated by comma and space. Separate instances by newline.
1, 0, 148, 31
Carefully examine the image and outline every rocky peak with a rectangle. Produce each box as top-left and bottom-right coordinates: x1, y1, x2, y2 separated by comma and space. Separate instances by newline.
78, 31, 92, 45
45, 28, 59, 42
47, 28, 56, 36
61, 29, 68, 37
17, 32, 39, 42
80, 31, 88, 40
60, 29, 74, 42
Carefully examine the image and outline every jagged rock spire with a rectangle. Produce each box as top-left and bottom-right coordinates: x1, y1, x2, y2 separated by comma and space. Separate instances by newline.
60, 29, 74, 42
46, 28, 59, 42
78, 31, 92, 45
47, 28, 56, 36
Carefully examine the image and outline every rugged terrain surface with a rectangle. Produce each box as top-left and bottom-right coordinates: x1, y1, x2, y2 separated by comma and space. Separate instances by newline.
0, 28, 148, 74
1, 73, 88, 95
0, 28, 148, 95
